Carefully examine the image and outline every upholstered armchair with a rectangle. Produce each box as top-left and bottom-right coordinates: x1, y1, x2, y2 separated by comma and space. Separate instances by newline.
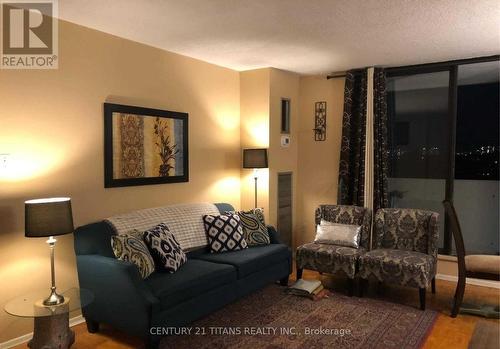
358, 208, 439, 310
296, 205, 372, 296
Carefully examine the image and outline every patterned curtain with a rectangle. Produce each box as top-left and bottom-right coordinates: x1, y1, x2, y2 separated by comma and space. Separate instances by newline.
338, 69, 368, 206
373, 68, 389, 211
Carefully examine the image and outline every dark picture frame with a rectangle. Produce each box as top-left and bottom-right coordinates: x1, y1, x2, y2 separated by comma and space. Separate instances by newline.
104, 103, 189, 188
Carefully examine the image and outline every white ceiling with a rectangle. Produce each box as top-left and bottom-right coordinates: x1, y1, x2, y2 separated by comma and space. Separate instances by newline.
59, 0, 500, 75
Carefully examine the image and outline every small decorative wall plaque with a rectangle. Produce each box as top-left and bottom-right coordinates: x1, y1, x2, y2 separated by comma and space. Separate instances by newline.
314, 101, 326, 141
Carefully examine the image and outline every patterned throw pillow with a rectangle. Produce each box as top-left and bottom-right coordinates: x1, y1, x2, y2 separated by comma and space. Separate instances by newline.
203, 214, 248, 253
232, 208, 270, 246
143, 223, 187, 273
111, 233, 155, 278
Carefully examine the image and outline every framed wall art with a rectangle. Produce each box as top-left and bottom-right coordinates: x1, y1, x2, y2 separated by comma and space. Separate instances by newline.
104, 103, 189, 188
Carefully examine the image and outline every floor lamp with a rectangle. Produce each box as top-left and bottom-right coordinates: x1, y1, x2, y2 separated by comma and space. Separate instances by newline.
243, 148, 268, 208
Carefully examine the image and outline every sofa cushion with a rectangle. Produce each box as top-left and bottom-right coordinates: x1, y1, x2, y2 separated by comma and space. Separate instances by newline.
145, 259, 236, 310
194, 244, 290, 278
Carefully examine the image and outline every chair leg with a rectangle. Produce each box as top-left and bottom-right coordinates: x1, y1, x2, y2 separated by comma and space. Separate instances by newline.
451, 276, 466, 318
377, 281, 384, 296
431, 277, 436, 294
359, 279, 367, 298
347, 278, 354, 297
296, 268, 303, 280
419, 288, 426, 310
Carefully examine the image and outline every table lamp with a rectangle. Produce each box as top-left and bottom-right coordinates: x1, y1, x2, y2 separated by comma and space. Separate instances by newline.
243, 148, 268, 208
25, 197, 74, 306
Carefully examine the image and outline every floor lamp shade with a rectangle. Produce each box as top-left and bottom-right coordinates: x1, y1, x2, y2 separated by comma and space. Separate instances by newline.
242, 149, 268, 209
25, 198, 74, 237
243, 148, 268, 169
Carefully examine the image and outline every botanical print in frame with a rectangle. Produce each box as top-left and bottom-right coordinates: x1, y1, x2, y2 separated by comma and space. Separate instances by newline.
104, 103, 189, 187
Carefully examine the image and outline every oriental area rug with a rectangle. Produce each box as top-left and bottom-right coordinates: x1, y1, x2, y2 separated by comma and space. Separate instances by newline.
160, 285, 437, 349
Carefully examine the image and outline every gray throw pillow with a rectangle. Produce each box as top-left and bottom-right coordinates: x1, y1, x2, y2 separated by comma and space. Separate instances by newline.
314, 219, 361, 249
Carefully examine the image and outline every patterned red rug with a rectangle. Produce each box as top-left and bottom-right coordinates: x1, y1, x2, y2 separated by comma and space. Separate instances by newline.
160, 285, 437, 349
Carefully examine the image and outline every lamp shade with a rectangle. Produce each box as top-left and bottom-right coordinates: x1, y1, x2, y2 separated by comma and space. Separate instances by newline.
25, 197, 74, 237
243, 148, 268, 169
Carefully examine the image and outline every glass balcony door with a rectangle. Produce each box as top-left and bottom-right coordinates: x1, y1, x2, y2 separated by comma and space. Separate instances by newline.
387, 71, 451, 250
453, 61, 499, 254
386, 56, 499, 255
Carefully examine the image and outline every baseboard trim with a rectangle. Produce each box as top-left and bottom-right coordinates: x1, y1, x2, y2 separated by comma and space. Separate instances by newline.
436, 273, 500, 289
0, 315, 85, 349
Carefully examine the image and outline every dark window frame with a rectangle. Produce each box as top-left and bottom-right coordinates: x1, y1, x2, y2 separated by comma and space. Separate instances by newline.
386, 55, 499, 255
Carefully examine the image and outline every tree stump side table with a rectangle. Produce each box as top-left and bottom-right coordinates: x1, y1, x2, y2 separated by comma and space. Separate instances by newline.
4, 288, 93, 349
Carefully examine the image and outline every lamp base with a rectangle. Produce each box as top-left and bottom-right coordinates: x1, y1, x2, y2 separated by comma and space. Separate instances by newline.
43, 287, 65, 306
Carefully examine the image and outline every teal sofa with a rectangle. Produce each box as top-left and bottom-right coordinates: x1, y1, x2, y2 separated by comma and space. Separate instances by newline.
73, 203, 291, 348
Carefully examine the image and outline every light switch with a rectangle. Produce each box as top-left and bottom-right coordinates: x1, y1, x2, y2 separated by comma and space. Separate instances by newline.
281, 135, 290, 148
0, 154, 10, 169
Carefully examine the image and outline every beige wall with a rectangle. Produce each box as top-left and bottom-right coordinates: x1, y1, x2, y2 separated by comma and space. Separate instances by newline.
296, 76, 345, 247
0, 20, 241, 342
437, 257, 458, 276
239, 68, 300, 242
239, 69, 270, 214
268, 69, 300, 240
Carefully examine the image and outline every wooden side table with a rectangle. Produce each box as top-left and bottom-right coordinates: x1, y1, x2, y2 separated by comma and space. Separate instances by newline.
4, 288, 93, 349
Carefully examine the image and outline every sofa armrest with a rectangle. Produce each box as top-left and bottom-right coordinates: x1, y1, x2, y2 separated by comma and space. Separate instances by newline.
76, 254, 159, 337
267, 225, 281, 244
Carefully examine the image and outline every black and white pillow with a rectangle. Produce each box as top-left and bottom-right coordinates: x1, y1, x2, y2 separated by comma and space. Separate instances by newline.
143, 223, 187, 273
203, 214, 248, 253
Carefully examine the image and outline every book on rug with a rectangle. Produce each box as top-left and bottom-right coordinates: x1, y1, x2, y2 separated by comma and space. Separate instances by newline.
285, 279, 324, 298
311, 288, 332, 301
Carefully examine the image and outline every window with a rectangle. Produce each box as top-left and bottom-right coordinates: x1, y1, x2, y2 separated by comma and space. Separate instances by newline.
387, 71, 450, 250
453, 61, 499, 254
386, 56, 499, 255
281, 98, 290, 134
455, 62, 499, 180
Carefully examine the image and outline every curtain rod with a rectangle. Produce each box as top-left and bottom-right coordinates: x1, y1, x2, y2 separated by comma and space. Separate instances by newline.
326, 72, 347, 79
327, 68, 366, 79
328, 55, 500, 80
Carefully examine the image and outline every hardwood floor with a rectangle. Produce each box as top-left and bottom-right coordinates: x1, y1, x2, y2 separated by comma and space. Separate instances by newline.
13, 270, 500, 349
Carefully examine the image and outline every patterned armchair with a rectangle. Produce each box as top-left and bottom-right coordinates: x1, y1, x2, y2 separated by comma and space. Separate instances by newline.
296, 205, 372, 296
358, 208, 439, 310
